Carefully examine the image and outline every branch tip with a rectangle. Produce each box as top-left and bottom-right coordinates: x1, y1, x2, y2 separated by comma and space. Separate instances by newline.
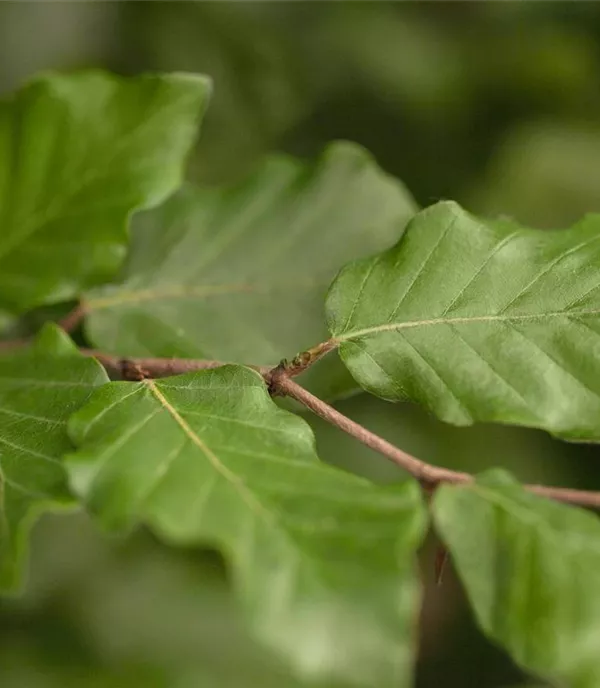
58, 302, 87, 334
4, 337, 600, 512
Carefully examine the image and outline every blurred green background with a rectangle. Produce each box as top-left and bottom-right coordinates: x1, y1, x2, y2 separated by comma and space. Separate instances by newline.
1, 2, 600, 686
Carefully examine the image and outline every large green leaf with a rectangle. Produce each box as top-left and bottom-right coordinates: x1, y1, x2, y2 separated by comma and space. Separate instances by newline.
0, 70, 210, 313
65, 365, 426, 687
327, 201, 600, 440
0, 324, 108, 590
433, 470, 600, 688
83, 142, 417, 399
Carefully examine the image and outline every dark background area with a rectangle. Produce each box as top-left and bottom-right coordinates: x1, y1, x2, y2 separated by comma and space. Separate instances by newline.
1, 3, 599, 686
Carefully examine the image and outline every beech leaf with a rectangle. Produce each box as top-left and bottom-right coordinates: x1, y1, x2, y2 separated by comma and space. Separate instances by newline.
66, 365, 426, 687
83, 142, 417, 399
327, 201, 600, 439
0, 324, 108, 589
0, 70, 210, 313
433, 470, 600, 688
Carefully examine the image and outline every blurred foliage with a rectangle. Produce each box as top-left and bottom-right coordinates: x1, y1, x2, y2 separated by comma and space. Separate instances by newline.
475, 123, 600, 228
0, 513, 304, 688
0, 1, 598, 686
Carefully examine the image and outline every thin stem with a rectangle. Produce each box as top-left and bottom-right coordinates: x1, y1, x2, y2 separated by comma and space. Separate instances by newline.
58, 303, 87, 333
272, 376, 600, 509
281, 339, 339, 378
6, 339, 600, 511
271, 374, 469, 486
80, 349, 271, 379
0, 337, 27, 352
525, 484, 600, 509
0, 303, 86, 352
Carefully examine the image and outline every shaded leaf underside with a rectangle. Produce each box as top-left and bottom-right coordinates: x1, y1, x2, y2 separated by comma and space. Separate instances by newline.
66, 365, 426, 687
83, 142, 417, 399
327, 201, 600, 439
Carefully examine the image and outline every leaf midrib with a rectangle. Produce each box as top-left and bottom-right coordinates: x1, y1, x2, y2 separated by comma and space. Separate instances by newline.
142, 379, 384, 591
143, 377, 275, 526
336, 307, 600, 342
85, 277, 328, 310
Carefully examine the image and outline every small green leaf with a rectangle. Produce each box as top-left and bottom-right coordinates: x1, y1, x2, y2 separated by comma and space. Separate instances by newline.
328, 201, 600, 439
83, 142, 417, 399
0, 70, 210, 313
66, 365, 426, 687
433, 470, 600, 688
0, 324, 108, 590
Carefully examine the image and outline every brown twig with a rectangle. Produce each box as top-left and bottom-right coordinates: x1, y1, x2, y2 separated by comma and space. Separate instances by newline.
80, 350, 271, 379
525, 483, 600, 509
272, 376, 600, 509
278, 339, 339, 378
271, 374, 469, 486
0, 303, 86, 352
3, 335, 600, 510
58, 303, 87, 333
77, 350, 600, 510
0, 337, 28, 352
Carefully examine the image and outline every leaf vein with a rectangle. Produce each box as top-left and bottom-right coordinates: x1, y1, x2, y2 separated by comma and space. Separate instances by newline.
143, 379, 275, 526
0, 406, 66, 426
441, 229, 523, 316
396, 331, 472, 421
338, 308, 600, 342
385, 210, 459, 324
497, 233, 600, 314
0, 436, 59, 464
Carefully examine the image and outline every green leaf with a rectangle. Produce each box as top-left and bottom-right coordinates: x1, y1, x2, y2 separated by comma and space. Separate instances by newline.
433, 470, 600, 688
0, 70, 210, 313
327, 201, 600, 440
65, 365, 426, 687
82, 142, 417, 399
0, 324, 108, 590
